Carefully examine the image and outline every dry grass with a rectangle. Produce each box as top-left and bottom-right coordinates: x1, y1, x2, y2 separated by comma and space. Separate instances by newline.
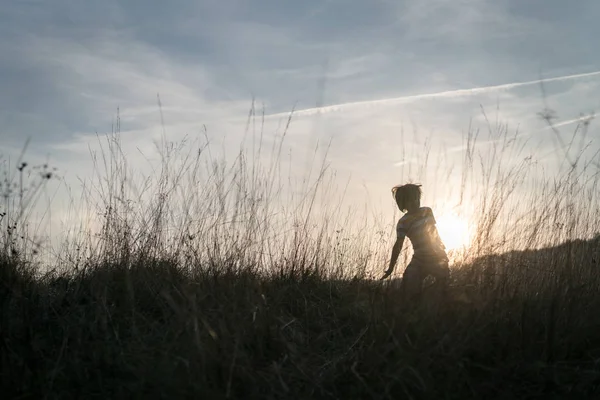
1, 106, 600, 399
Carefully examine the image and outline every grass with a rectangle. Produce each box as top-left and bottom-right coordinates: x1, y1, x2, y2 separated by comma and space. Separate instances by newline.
2, 106, 600, 399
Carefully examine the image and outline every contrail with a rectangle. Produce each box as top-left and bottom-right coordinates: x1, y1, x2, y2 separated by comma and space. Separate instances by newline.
269, 70, 600, 118
444, 116, 594, 154
539, 114, 595, 131
393, 114, 596, 167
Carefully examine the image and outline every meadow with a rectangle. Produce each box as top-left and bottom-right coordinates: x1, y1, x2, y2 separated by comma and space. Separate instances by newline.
2, 107, 600, 399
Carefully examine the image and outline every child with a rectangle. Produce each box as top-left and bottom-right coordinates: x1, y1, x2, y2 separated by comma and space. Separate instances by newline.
381, 184, 449, 301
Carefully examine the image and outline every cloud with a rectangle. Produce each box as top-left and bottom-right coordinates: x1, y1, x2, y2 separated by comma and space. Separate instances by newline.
268, 70, 600, 118
2, 0, 600, 255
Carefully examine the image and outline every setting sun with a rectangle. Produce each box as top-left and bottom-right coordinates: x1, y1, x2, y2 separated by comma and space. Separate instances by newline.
436, 214, 472, 252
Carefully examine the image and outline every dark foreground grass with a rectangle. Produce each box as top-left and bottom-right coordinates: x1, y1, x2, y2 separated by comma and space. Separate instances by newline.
3, 109, 600, 398
3, 236, 600, 399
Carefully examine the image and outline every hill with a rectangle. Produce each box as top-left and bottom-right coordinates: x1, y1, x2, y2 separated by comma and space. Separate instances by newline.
2, 235, 600, 399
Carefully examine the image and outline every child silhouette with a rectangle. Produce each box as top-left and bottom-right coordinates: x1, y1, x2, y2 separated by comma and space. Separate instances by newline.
381, 184, 449, 301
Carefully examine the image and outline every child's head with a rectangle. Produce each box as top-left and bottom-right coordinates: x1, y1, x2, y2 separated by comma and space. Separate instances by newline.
392, 183, 422, 212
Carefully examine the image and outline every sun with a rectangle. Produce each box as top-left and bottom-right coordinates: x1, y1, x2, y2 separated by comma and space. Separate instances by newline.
435, 213, 472, 253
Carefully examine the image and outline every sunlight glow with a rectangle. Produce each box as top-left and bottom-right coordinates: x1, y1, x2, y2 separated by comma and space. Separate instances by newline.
436, 214, 472, 253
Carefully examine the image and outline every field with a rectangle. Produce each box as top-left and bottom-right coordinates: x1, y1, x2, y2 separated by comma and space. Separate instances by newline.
2, 110, 600, 399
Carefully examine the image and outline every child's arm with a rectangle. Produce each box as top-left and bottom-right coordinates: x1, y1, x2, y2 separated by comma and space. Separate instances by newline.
381, 237, 404, 279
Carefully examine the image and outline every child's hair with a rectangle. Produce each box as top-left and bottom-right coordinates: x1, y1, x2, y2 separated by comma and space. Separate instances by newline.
391, 183, 422, 212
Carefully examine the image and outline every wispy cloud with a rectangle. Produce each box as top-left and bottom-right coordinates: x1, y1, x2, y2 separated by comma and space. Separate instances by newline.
2, 0, 600, 248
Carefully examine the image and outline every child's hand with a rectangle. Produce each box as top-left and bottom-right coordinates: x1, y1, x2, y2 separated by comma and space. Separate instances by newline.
380, 269, 392, 280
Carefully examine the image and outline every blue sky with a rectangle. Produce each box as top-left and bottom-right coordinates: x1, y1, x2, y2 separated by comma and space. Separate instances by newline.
1, 0, 600, 252
2, 0, 598, 142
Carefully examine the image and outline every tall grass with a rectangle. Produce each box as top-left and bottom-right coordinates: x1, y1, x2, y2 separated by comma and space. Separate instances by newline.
1, 105, 600, 399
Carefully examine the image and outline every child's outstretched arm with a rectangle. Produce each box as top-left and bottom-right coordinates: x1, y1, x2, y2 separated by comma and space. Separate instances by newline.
381, 237, 404, 280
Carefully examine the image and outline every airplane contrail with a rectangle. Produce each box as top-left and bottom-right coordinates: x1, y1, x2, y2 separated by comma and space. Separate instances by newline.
393, 114, 596, 167
269, 70, 600, 118
539, 114, 596, 131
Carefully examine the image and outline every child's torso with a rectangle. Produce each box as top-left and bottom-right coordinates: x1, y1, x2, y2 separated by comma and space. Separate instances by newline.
396, 207, 448, 262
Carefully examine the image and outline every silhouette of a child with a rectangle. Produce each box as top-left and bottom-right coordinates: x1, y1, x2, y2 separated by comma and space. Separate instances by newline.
381, 184, 449, 301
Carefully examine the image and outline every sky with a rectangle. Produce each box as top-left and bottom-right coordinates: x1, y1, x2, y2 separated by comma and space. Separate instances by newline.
1, 0, 600, 257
